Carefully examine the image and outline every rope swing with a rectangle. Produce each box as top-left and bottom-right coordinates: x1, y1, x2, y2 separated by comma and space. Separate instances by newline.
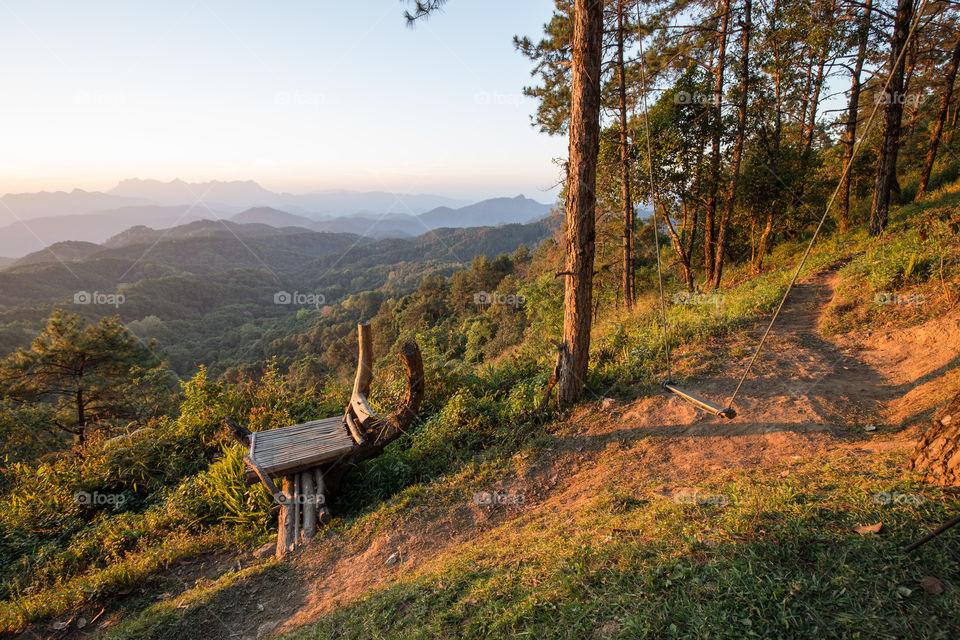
635, 0, 927, 419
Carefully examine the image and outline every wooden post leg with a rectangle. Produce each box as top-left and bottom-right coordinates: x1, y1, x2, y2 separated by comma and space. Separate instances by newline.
314, 468, 331, 526
276, 475, 296, 559
293, 473, 303, 549
301, 470, 317, 540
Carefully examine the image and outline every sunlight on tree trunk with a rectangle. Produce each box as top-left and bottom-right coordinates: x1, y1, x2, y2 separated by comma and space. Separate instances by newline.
870, 0, 914, 237
558, 0, 603, 406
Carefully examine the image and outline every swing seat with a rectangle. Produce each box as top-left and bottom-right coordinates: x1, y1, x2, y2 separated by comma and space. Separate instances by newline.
663, 382, 736, 419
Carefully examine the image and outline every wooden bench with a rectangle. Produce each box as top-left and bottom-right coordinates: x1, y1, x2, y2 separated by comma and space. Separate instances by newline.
226, 323, 423, 558
244, 417, 355, 486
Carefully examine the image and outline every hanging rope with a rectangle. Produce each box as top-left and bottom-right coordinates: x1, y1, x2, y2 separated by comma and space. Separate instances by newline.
633, 0, 928, 414
723, 0, 928, 411
637, 35, 673, 383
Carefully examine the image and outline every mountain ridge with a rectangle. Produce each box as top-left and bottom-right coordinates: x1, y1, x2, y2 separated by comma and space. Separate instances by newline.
0, 185, 553, 258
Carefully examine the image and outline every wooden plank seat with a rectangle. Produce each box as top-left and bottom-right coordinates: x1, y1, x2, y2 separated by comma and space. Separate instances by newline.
243, 416, 356, 484
225, 323, 424, 560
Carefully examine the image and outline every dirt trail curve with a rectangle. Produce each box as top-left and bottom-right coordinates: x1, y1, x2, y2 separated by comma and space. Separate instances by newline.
592, 266, 960, 475
270, 267, 960, 635
98, 267, 955, 640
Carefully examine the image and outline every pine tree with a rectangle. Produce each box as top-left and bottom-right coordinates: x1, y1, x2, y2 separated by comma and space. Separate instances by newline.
0, 310, 172, 445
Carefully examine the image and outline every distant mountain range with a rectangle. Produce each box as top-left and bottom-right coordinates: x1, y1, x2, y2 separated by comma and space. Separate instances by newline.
0, 189, 153, 220
0, 180, 553, 258
0, 216, 556, 373
0, 205, 222, 259
107, 178, 473, 215
2, 179, 471, 222
229, 195, 553, 238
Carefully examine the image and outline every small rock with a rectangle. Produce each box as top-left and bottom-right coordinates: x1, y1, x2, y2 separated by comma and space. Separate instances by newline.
77, 617, 88, 629
257, 603, 265, 612
601, 398, 617, 410
385, 553, 399, 566
256, 620, 279, 639
941, 414, 953, 426
51, 620, 71, 631
252, 542, 276, 560
864, 424, 877, 432
920, 576, 945, 595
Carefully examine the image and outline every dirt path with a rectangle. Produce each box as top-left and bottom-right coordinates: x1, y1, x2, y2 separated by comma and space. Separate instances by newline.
576, 266, 960, 480
265, 267, 960, 638
46, 268, 957, 640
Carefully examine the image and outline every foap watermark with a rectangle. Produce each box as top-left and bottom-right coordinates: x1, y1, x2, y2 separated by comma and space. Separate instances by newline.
674, 91, 713, 106
473, 291, 526, 308
473, 90, 526, 108
873, 292, 926, 307
275, 493, 326, 506
673, 291, 726, 308
274, 290, 325, 308
74, 290, 125, 308
274, 90, 325, 110
73, 91, 127, 107
74, 491, 126, 506
472, 490, 525, 506
673, 488, 730, 506
873, 491, 925, 506
874, 92, 921, 107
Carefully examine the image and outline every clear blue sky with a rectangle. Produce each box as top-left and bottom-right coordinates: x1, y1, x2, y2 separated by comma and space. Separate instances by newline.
0, 0, 567, 201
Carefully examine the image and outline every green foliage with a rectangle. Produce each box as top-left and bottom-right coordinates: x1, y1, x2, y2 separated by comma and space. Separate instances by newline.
202, 444, 273, 531
282, 451, 960, 640
0, 165, 955, 635
850, 234, 935, 292
0, 311, 174, 444
0, 358, 344, 629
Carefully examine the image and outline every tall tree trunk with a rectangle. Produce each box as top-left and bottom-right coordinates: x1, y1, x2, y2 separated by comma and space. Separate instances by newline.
947, 98, 960, 146
870, 0, 914, 237
795, 0, 836, 208
754, 0, 784, 274
662, 202, 695, 291
712, 0, 751, 288
704, 0, 731, 284
557, 0, 603, 406
680, 199, 697, 290
838, 0, 872, 230
76, 386, 86, 445
617, 0, 634, 310
795, 44, 829, 204
917, 37, 960, 200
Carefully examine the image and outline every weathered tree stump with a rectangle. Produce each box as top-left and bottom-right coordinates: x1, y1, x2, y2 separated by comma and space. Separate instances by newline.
909, 389, 960, 486
301, 470, 317, 540
276, 475, 296, 559
229, 323, 423, 559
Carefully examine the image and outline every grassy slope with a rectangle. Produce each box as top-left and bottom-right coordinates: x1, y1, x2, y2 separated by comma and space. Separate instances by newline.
5, 183, 958, 638
281, 452, 958, 640
95, 186, 960, 639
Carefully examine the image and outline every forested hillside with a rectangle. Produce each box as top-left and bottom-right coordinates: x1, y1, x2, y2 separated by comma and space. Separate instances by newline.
0, 219, 555, 375
1, 0, 959, 638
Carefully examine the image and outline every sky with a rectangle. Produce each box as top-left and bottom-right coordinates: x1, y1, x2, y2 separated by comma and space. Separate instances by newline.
0, 0, 567, 201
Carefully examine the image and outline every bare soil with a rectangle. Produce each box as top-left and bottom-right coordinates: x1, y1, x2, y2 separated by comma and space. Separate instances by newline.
267, 267, 959, 638
19, 267, 960, 640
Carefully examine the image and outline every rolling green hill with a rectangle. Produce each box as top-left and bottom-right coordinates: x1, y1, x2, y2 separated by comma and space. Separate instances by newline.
0, 218, 555, 375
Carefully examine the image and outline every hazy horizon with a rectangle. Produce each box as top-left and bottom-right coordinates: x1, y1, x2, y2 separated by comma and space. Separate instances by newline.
0, 0, 566, 199
0, 176, 553, 204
